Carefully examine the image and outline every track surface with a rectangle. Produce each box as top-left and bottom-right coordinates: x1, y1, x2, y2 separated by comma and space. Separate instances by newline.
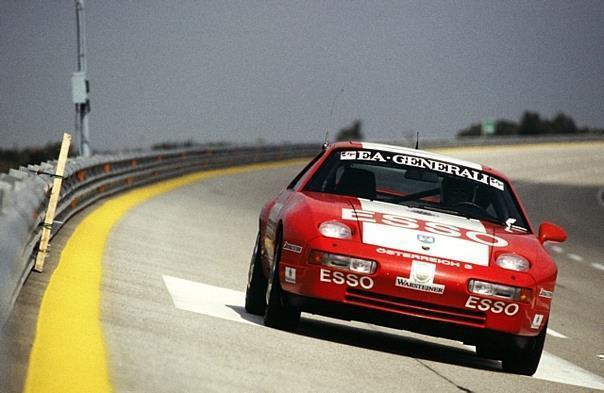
3, 142, 604, 392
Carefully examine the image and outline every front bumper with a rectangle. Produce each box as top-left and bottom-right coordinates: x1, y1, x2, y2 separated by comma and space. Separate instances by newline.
278, 237, 547, 337
285, 292, 536, 351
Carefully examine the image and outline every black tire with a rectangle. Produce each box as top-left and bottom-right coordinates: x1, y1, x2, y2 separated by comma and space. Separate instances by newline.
245, 232, 268, 315
475, 342, 498, 360
501, 323, 547, 376
263, 232, 300, 331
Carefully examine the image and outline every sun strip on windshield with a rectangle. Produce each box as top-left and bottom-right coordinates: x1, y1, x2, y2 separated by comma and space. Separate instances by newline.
339, 149, 505, 191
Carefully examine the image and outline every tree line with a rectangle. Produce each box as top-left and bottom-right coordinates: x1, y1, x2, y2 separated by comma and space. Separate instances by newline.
1, 112, 600, 173
0, 142, 75, 174
0, 140, 235, 174
458, 111, 603, 137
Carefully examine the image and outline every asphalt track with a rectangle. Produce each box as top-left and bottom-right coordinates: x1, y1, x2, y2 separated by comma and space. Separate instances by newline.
2, 142, 603, 392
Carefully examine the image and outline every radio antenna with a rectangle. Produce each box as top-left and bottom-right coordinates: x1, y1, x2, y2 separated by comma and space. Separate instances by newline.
326, 88, 344, 140
415, 131, 420, 149
322, 131, 329, 150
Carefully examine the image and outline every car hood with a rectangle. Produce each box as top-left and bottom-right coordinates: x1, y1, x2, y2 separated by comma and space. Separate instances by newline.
342, 198, 513, 268
300, 194, 539, 268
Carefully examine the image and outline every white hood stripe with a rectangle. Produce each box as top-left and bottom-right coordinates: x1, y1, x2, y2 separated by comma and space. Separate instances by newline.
358, 199, 490, 266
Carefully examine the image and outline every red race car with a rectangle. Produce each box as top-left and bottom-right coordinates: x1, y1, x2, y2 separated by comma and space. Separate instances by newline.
245, 141, 566, 375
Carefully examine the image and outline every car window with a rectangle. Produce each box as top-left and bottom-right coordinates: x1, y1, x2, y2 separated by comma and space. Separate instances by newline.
287, 150, 325, 190
304, 148, 529, 230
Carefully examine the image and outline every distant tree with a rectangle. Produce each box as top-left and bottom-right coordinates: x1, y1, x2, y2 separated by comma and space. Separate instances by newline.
457, 123, 482, 137
457, 111, 602, 138
550, 112, 578, 134
0, 142, 75, 173
495, 120, 519, 135
518, 111, 545, 135
458, 119, 518, 137
336, 120, 364, 141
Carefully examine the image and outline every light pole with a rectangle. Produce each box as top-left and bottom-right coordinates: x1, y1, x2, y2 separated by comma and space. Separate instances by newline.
72, 0, 91, 156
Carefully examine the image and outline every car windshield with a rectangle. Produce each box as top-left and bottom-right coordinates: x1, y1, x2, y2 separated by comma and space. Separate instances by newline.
303, 148, 529, 230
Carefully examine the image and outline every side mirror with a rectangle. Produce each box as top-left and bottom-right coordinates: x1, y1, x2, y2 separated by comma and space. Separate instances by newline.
538, 222, 567, 244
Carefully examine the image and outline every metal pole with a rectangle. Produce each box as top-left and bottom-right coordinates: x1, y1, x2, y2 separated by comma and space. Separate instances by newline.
75, 0, 91, 156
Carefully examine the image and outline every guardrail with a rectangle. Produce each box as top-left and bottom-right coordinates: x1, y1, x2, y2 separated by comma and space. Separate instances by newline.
1, 133, 603, 326
0, 144, 320, 326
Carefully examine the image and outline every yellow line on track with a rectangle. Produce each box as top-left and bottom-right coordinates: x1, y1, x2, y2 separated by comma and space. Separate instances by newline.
23, 159, 307, 393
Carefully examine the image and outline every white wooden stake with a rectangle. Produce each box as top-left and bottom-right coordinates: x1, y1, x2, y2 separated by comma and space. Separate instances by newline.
34, 133, 72, 272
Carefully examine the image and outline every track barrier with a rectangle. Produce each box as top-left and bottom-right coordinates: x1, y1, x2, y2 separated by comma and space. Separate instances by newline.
1, 133, 603, 326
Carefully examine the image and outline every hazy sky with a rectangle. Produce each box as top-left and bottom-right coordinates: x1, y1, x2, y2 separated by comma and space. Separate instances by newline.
1, 1, 603, 151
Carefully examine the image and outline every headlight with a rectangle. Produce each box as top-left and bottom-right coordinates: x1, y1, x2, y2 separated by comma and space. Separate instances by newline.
309, 250, 376, 274
496, 253, 530, 272
319, 220, 352, 239
468, 279, 532, 302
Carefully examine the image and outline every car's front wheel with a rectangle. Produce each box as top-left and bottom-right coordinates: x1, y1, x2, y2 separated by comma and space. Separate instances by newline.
263, 233, 300, 330
245, 232, 267, 315
501, 323, 547, 376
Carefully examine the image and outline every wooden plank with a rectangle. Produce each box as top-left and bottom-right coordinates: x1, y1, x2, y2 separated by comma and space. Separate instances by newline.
34, 133, 72, 272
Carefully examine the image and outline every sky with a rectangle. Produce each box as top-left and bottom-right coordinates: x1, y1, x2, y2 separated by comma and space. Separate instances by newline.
1, 1, 603, 152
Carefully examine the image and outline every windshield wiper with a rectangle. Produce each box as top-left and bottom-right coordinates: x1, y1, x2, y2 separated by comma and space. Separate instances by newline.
402, 202, 465, 217
478, 216, 508, 226
404, 201, 528, 230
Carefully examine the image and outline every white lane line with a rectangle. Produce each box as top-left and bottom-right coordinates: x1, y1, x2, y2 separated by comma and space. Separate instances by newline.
535, 352, 604, 391
163, 275, 604, 391
591, 263, 604, 272
567, 253, 584, 262
162, 275, 262, 326
550, 245, 564, 254
546, 328, 568, 339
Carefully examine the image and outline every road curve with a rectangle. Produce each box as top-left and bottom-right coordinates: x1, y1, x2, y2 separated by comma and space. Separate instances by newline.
2, 142, 603, 392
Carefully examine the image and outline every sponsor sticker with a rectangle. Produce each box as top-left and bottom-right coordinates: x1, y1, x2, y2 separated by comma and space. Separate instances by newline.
285, 266, 296, 284
417, 234, 435, 244
395, 278, 444, 294
340, 151, 357, 160
338, 149, 504, 190
376, 247, 473, 269
531, 314, 544, 329
319, 268, 374, 289
539, 288, 553, 299
342, 208, 509, 248
395, 261, 445, 294
465, 296, 520, 316
283, 241, 303, 254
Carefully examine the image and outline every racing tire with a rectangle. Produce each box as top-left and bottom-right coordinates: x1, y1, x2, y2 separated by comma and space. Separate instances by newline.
501, 323, 547, 376
245, 232, 267, 315
263, 233, 300, 331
